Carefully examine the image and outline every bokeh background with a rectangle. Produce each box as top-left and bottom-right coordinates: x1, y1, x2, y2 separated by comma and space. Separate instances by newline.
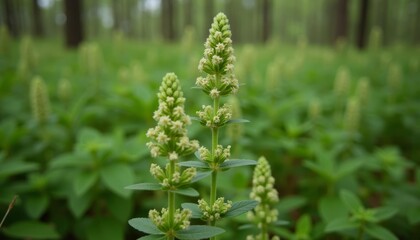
1, 0, 419, 240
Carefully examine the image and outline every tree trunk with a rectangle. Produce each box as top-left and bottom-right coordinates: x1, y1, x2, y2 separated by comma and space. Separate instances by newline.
64, 0, 84, 48
356, 0, 369, 49
161, 0, 176, 41
3, 0, 19, 37
334, 0, 348, 43
32, 0, 44, 37
261, 0, 272, 42
184, 0, 193, 28
204, 0, 214, 38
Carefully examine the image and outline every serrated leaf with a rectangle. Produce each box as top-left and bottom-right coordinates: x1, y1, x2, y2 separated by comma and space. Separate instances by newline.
190, 171, 212, 183
86, 217, 124, 240
100, 163, 134, 198
179, 161, 210, 169
125, 182, 162, 191
181, 203, 203, 218
170, 187, 199, 197
325, 218, 357, 232
2, 220, 60, 239
373, 207, 398, 222
74, 170, 98, 196
365, 224, 398, 240
25, 194, 49, 219
219, 159, 257, 170
128, 218, 163, 235
175, 225, 224, 239
138, 235, 166, 240
224, 200, 258, 217
340, 190, 363, 213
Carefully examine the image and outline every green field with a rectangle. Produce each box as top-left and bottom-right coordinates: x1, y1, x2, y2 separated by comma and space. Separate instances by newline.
1, 31, 420, 240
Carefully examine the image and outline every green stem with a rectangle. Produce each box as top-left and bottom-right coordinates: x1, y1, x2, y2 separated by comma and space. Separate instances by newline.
261, 221, 268, 240
356, 223, 365, 240
168, 160, 176, 240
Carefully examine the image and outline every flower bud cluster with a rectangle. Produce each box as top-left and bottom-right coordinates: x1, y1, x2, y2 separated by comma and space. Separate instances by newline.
246, 235, 280, 240
149, 208, 192, 232
196, 104, 232, 128
248, 157, 279, 227
197, 12, 239, 96
147, 73, 199, 159
334, 66, 350, 98
344, 98, 360, 132
30, 76, 51, 123
198, 197, 232, 221
198, 145, 231, 164
150, 163, 196, 190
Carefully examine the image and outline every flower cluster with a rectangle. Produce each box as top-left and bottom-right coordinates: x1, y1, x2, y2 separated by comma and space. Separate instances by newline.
247, 157, 279, 239
150, 163, 196, 190
30, 76, 51, 123
198, 145, 231, 164
197, 12, 239, 96
198, 197, 232, 222
149, 208, 192, 232
146, 73, 199, 159
196, 104, 232, 128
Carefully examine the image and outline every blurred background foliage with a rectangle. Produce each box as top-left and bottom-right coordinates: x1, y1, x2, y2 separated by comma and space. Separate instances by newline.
0, 0, 419, 240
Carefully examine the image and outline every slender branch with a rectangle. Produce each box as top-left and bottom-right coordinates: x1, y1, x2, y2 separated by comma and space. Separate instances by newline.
0, 195, 18, 229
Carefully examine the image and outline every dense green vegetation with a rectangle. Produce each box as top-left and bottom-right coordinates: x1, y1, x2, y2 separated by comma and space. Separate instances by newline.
1, 27, 420, 240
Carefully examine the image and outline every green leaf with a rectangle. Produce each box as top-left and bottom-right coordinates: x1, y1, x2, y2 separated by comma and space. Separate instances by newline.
74, 170, 98, 196
125, 182, 162, 191
224, 200, 258, 217
24, 194, 49, 219
100, 163, 134, 198
179, 161, 210, 169
319, 196, 348, 222
50, 153, 89, 169
373, 207, 398, 222
226, 118, 250, 124
181, 203, 203, 218
138, 235, 166, 240
86, 217, 124, 240
340, 190, 363, 213
296, 214, 311, 235
365, 224, 398, 240
276, 195, 307, 213
2, 220, 60, 239
170, 187, 199, 197
337, 160, 363, 178
68, 191, 92, 218
175, 225, 225, 239
0, 161, 38, 177
219, 159, 257, 170
325, 217, 358, 232
190, 171, 212, 183
304, 160, 333, 180
128, 218, 163, 235
106, 194, 132, 222
272, 220, 289, 226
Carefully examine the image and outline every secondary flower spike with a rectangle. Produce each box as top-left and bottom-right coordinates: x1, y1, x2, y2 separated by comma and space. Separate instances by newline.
196, 12, 239, 96
146, 73, 199, 160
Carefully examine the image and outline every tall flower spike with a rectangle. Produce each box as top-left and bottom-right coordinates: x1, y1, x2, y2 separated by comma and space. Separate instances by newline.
197, 12, 239, 96
146, 73, 199, 160
30, 76, 51, 123
247, 157, 279, 240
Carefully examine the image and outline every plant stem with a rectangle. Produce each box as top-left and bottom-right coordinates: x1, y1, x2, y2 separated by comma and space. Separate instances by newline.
261, 221, 268, 240
356, 223, 365, 240
0, 195, 18, 229
168, 160, 176, 240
